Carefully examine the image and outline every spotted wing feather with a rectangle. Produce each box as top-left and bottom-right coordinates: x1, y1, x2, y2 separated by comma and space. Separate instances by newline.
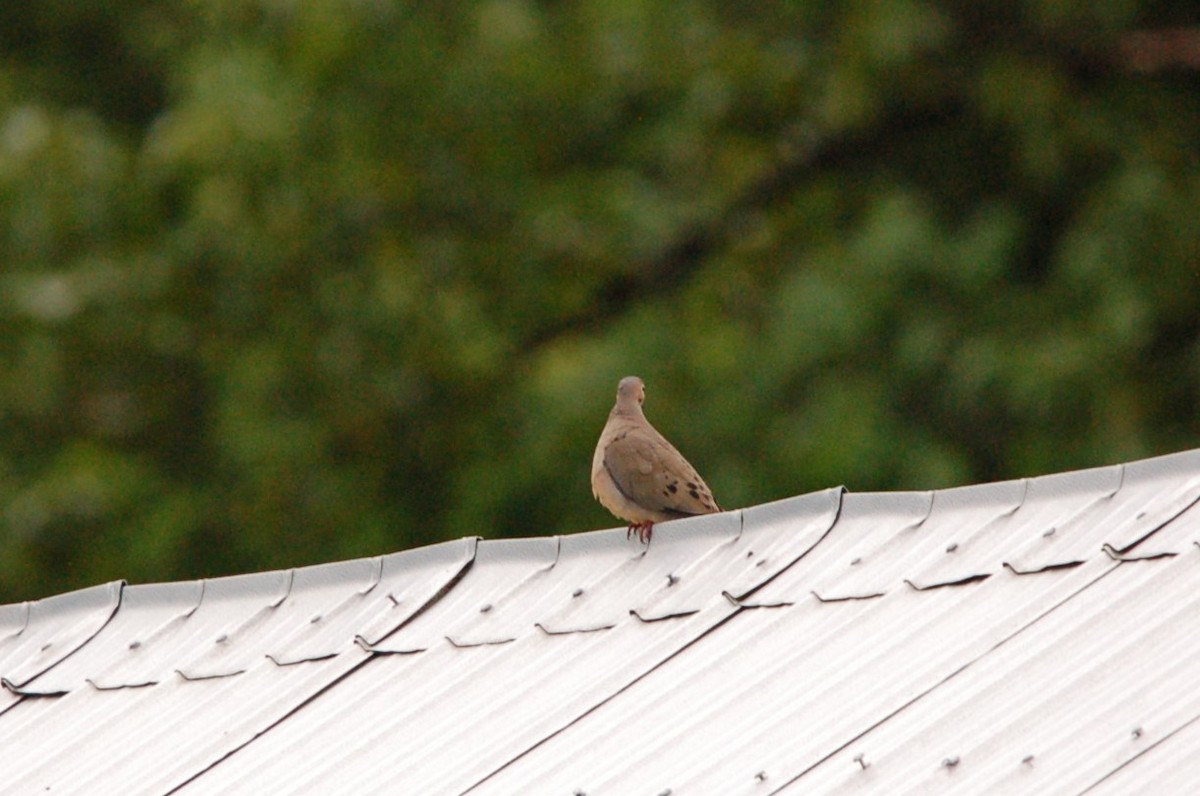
602, 425, 719, 519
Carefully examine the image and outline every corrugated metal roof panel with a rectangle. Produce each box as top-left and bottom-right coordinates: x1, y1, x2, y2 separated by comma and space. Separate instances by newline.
799, 552, 1200, 794
177, 496, 839, 795
1087, 709, 1200, 795
467, 532, 1123, 793
1005, 448, 1200, 572
3, 450, 1200, 794
461, 459, 1200, 795
23, 536, 476, 694
0, 537, 476, 795
800, 491, 932, 600
178, 605, 735, 795
0, 580, 121, 693
3, 648, 365, 795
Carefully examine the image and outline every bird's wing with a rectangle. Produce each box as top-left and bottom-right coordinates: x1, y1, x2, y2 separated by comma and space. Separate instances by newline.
602, 424, 719, 518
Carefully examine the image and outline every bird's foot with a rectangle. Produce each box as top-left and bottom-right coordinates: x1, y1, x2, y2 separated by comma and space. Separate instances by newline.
626, 521, 655, 544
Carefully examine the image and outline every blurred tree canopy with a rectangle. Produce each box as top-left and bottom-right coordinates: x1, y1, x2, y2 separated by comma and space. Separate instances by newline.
1, 0, 1198, 602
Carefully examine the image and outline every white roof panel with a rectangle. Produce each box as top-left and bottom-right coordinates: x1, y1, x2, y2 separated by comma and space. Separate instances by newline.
0, 580, 121, 691
178, 494, 843, 795
0, 537, 475, 795
469, 533, 1124, 793
3, 450, 1200, 794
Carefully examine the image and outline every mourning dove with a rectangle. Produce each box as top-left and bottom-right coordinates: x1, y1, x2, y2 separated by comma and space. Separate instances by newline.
591, 376, 721, 543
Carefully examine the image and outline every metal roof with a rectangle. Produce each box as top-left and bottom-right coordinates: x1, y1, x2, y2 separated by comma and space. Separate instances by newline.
3, 449, 1200, 794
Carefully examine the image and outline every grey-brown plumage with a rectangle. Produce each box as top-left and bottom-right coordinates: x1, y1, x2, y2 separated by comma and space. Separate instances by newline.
591, 376, 721, 542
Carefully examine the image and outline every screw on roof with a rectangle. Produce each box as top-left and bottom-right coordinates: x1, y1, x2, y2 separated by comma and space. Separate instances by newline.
946, 543, 958, 553
666, 573, 679, 587
942, 756, 960, 769
754, 770, 768, 782
572, 588, 584, 598
1132, 727, 1143, 739
1022, 755, 1035, 766
853, 753, 869, 770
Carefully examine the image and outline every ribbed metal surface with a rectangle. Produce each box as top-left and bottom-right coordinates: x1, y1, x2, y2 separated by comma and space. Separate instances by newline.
465, 451, 1200, 795
1, 450, 1199, 795
0, 580, 122, 690
176, 489, 842, 795
0, 537, 476, 795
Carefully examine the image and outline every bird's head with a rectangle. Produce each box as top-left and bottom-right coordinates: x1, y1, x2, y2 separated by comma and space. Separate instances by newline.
615, 376, 646, 412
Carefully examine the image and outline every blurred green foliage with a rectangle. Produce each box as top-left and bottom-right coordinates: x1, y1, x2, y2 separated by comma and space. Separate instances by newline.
1, 0, 1198, 602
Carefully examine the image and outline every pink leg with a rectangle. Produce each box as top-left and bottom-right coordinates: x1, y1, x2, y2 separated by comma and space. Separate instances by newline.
627, 522, 654, 544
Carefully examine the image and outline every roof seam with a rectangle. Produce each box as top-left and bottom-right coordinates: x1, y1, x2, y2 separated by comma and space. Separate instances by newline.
161, 541, 480, 794
6, 580, 127, 694
734, 486, 846, 602
768, 559, 1128, 793
454, 490, 847, 791
1117, 487, 1200, 555
1078, 708, 1200, 794
457, 605, 747, 795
